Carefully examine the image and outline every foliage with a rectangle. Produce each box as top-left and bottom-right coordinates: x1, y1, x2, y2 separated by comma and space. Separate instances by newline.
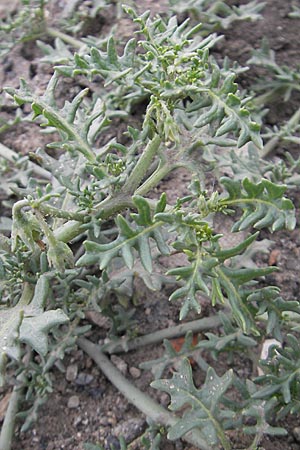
0, 2, 299, 450
249, 38, 300, 102
168, 0, 265, 34
0, 0, 46, 57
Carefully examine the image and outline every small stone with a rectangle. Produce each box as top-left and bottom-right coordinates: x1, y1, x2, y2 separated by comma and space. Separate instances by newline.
160, 392, 170, 407
66, 363, 78, 382
85, 357, 93, 369
293, 427, 300, 442
145, 307, 151, 315
73, 416, 82, 427
99, 417, 110, 426
110, 355, 128, 375
67, 395, 80, 409
105, 436, 120, 450
85, 310, 111, 329
106, 414, 117, 426
129, 367, 141, 379
114, 418, 146, 443
75, 372, 94, 386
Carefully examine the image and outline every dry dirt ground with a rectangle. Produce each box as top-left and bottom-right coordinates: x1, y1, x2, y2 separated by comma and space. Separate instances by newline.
0, 0, 300, 449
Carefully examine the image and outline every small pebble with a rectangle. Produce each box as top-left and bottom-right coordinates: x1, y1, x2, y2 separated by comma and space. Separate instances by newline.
110, 355, 128, 375
76, 372, 94, 386
67, 395, 80, 409
114, 418, 146, 443
66, 363, 78, 382
129, 367, 141, 379
293, 427, 300, 442
73, 416, 82, 427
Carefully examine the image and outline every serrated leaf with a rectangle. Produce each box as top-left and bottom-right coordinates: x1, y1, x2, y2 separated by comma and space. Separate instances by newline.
0, 277, 68, 384
151, 359, 233, 448
5, 74, 97, 162
77, 197, 169, 272
221, 177, 296, 232
19, 309, 69, 355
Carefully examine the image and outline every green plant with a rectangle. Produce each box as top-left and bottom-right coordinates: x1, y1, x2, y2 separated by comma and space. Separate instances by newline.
0, 3, 299, 450
168, 0, 265, 34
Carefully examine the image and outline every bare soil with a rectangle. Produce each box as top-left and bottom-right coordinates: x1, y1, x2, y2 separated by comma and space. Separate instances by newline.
1, 1, 300, 449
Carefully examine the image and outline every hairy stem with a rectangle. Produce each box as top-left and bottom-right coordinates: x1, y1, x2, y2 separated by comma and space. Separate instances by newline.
34, 203, 86, 222
135, 160, 177, 196
262, 107, 300, 158
78, 337, 211, 450
47, 26, 84, 49
123, 134, 162, 194
0, 382, 24, 450
103, 315, 222, 354
0, 143, 51, 179
53, 220, 83, 242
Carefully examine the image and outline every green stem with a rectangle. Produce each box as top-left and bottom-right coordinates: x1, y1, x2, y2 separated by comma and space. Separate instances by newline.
34, 210, 58, 248
53, 220, 83, 242
123, 134, 162, 194
262, 107, 300, 158
34, 203, 86, 222
78, 337, 211, 450
12, 199, 30, 218
135, 160, 177, 196
47, 26, 84, 50
0, 380, 24, 450
102, 315, 222, 354
19, 282, 35, 306
0, 143, 51, 179
93, 193, 133, 219
54, 193, 133, 242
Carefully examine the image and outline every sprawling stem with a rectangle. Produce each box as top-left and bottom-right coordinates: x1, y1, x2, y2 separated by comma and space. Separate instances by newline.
35, 203, 86, 222
53, 193, 133, 242
262, 107, 300, 158
47, 26, 84, 50
53, 220, 83, 242
0, 380, 24, 450
12, 199, 30, 218
78, 337, 211, 450
103, 315, 222, 354
0, 143, 51, 179
123, 134, 162, 194
135, 160, 177, 196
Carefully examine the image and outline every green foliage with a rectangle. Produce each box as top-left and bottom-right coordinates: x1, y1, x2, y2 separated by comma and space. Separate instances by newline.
221, 177, 296, 232
249, 38, 300, 102
0, 3, 299, 449
254, 334, 300, 417
0, 276, 68, 385
168, 0, 265, 34
77, 194, 169, 273
56, 10, 263, 148
152, 359, 234, 449
0, 0, 46, 57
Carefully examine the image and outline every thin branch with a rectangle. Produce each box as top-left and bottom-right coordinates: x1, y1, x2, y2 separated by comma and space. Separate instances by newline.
103, 315, 222, 354
0, 143, 51, 180
78, 337, 211, 450
262, 107, 300, 158
0, 379, 24, 450
47, 26, 85, 50
123, 134, 162, 194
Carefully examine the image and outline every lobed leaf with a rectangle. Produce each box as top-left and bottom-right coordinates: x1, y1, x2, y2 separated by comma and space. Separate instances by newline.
152, 359, 233, 447
77, 195, 169, 272
221, 177, 296, 232
0, 276, 68, 385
